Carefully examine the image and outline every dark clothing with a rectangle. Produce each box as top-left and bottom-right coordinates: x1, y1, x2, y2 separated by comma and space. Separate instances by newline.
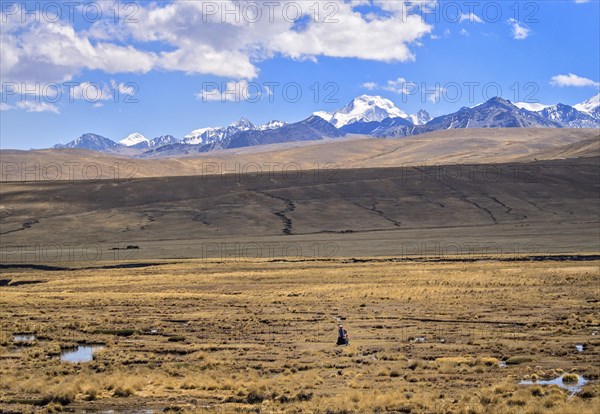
337, 326, 348, 345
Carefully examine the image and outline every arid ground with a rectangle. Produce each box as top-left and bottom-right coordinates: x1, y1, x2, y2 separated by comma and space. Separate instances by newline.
0, 130, 599, 413
0, 258, 599, 413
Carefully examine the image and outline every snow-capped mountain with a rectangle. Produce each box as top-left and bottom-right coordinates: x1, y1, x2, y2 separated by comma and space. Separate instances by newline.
119, 132, 149, 147
54, 133, 124, 152
315, 95, 409, 128
514, 95, 599, 128
145, 116, 341, 157
149, 135, 179, 148
119, 133, 180, 149
513, 102, 552, 112
52, 94, 599, 157
256, 120, 287, 131
417, 97, 561, 133
183, 118, 287, 145
537, 104, 599, 128
408, 109, 433, 126
374, 97, 562, 138
574, 93, 600, 120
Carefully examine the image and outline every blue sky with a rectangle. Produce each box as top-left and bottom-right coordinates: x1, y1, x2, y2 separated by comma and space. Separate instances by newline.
1, 0, 599, 149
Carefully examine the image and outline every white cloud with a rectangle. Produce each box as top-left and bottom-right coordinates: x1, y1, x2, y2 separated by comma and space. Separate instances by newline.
459, 13, 483, 23
267, 2, 432, 63
0, 9, 156, 84
574, 1, 590, 3
507, 18, 530, 40
362, 82, 378, 91
384, 77, 417, 95
460, 28, 470, 37
0, 103, 14, 111
70, 82, 112, 101
551, 73, 600, 88
16, 101, 60, 113
1, 1, 434, 83
65, 80, 134, 103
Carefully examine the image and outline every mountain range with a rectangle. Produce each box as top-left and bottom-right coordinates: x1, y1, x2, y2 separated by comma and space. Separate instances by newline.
52, 93, 600, 157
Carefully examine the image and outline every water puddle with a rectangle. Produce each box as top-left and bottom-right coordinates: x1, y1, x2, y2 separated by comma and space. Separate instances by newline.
60, 345, 105, 363
575, 344, 584, 352
13, 334, 36, 342
519, 374, 588, 395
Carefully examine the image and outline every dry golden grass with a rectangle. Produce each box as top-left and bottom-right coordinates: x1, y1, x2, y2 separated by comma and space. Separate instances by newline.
0, 258, 598, 413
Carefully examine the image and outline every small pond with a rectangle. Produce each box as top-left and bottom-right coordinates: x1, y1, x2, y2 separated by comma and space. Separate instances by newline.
520, 374, 588, 395
13, 334, 36, 342
60, 345, 105, 363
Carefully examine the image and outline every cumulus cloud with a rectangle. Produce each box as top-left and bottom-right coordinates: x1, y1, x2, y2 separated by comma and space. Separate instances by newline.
551, 73, 600, 88
384, 78, 417, 95
459, 13, 483, 23
16, 101, 60, 113
0, 7, 156, 84
362, 82, 378, 91
1, 1, 433, 84
507, 18, 530, 40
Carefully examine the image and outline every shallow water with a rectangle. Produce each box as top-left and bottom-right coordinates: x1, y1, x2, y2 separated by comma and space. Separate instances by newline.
13, 334, 36, 342
60, 345, 105, 363
575, 344, 584, 352
519, 375, 588, 395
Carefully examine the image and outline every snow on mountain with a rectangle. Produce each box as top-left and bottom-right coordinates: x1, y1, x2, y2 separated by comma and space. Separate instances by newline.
410, 97, 562, 135
183, 118, 286, 145
574, 93, 600, 119
256, 120, 287, 130
408, 109, 433, 126
514, 102, 552, 112
312, 110, 333, 122
515, 94, 600, 128
119, 132, 149, 147
149, 135, 179, 148
537, 103, 599, 129
54, 133, 123, 152
326, 95, 409, 128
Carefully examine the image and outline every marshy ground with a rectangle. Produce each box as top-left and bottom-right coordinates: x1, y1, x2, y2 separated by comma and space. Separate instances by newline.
0, 257, 598, 413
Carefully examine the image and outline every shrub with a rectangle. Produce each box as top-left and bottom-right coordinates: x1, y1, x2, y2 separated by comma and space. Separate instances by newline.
246, 388, 266, 404
505, 356, 533, 365
113, 385, 135, 397
562, 373, 579, 383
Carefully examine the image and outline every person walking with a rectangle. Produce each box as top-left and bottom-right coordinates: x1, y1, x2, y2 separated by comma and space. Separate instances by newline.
336, 324, 348, 346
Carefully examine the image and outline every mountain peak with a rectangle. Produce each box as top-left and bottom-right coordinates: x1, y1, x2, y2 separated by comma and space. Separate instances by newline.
409, 109, 433, 125
230, 117, 255, 129
54, 133, 122, 151
574, 93, 600, 116
328, 95, 408, 128
486, 96, 512, 105
120, 132, 149, 147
